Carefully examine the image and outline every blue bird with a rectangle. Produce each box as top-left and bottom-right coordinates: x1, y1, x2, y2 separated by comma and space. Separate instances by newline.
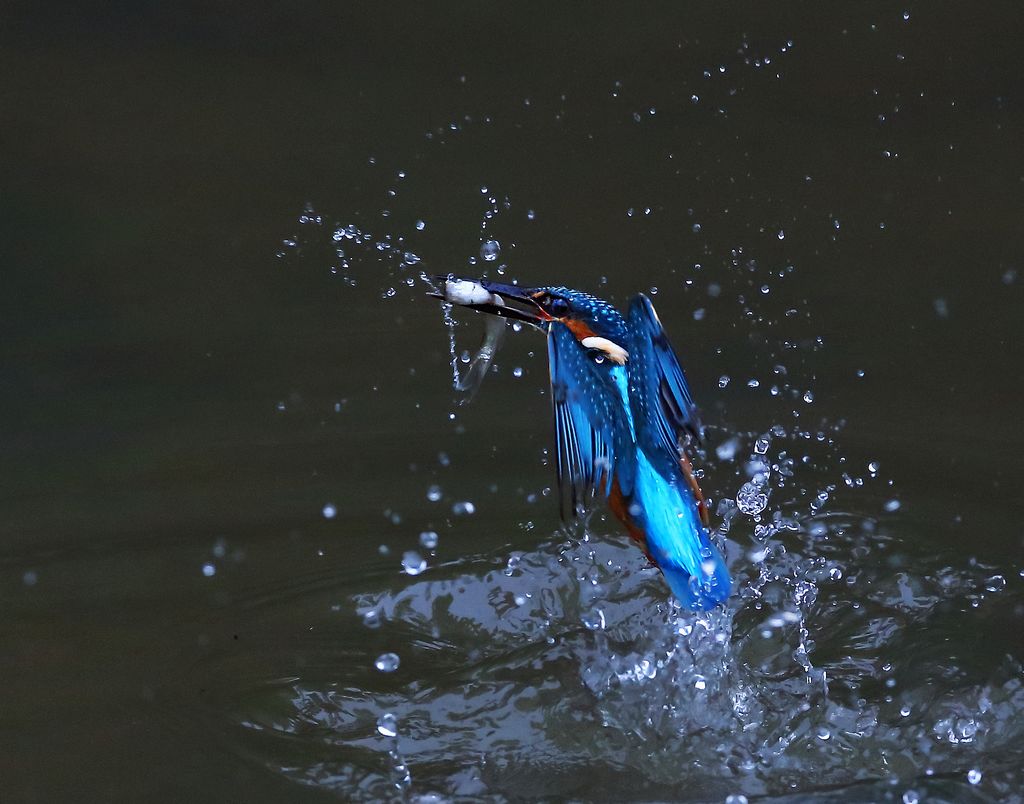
433, 278, 730, 610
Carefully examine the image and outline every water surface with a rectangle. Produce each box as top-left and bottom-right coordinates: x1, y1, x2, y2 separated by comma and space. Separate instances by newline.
3, 3, 1022, 801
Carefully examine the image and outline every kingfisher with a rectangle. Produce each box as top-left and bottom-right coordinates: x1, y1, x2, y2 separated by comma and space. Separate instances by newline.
432, 277, 730, 610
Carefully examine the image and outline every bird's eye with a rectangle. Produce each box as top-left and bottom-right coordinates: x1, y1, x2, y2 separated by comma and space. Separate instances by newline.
548, 297, 569, 317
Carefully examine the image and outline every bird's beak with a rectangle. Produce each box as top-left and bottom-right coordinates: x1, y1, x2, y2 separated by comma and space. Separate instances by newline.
427, 276, 545, 326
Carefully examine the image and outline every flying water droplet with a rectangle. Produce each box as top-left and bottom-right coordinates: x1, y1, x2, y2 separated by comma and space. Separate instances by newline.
480, 240, 500, 261
426, 485, 442, 502
374, 652, 400, 672
377, 713, 398, 737
716, 437, 740, 461
582, 609, 606, 630
322, 503, 337, 519
419, 531, 439, 549
736, 482, 768, 515
967, 769, 982, 785
402, 551, 427, 576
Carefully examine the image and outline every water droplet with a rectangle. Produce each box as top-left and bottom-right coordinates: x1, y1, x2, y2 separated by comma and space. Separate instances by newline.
803, 390, 815, 403
693, 308, 705, 321
692, 223, 702, 233
377, 713, 398, 737
402, 551, 427, 576
777, 230, 785, 240
718, 375, 730, 388
726, 796, 749, 804
754, 437, 769, 455
884, 498, 901, 512
716, 437, 740, 461
526, 209, 536, 220
23, 570, 38, 587
900, 704, 912, 717
374, 652, 400, 672
480, 240, 500, 261
512, 367, 523, 378
902, 11, 911, 20
322, 503, 337, 519
815, 725, 831, 740
452, 501, 476, 515
582, 609, 606, 630
415, 220, 426, 231
747, 379, 760, 388
933, 298, 949, 318
736, 482, 768, 515
868, 461, 880, 474
426, 485, 442, 502
201, 562, 216, 577
362, 608, 382, 628
419, 531, 439, 549
984, 575, 1006, 592
967, 769, 982, 785
902, 791, 919, 804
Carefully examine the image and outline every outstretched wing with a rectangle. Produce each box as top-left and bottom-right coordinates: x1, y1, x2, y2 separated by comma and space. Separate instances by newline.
547, 322, 634, 520
627, 293, 702, 452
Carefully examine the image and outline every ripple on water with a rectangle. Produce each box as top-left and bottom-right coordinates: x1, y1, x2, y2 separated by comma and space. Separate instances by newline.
214, 506, 1022, 801
204, 418, 1022, 801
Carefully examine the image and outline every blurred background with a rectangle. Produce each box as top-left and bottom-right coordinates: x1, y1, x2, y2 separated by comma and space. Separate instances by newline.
2, 2, 1022, 801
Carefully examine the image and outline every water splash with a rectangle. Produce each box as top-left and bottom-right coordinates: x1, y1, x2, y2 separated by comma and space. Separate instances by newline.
223, 412, 1023, 800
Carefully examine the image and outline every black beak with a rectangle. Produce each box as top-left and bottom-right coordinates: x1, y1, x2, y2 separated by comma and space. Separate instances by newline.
427, 275, 545, 326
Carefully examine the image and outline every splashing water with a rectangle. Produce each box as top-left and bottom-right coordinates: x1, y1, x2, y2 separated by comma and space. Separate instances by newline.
224, 416, 1023, 800
267, 117, 1021, 803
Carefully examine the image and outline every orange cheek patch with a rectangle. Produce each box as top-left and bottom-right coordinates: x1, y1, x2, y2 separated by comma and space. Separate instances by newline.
564, 318, 598, 340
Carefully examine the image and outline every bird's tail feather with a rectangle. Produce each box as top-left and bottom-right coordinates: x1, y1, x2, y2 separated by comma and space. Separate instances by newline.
661, 535, 731, 610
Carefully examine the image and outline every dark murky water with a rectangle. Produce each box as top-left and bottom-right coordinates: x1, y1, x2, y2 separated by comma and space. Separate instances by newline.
3, 4, 1023, 801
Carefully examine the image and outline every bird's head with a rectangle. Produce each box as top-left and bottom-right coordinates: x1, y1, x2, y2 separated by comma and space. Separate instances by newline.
432, 277, 631, 365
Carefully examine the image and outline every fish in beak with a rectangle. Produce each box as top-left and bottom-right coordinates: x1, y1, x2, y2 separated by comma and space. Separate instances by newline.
428, 276, 545, 327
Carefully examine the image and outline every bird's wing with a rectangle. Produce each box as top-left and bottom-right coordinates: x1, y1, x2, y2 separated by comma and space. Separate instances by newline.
547, 322, 634, 520
627, 293, 703, 455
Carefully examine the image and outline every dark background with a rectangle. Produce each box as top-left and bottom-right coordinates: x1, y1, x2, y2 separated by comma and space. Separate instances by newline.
2, 2, 1022, 801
